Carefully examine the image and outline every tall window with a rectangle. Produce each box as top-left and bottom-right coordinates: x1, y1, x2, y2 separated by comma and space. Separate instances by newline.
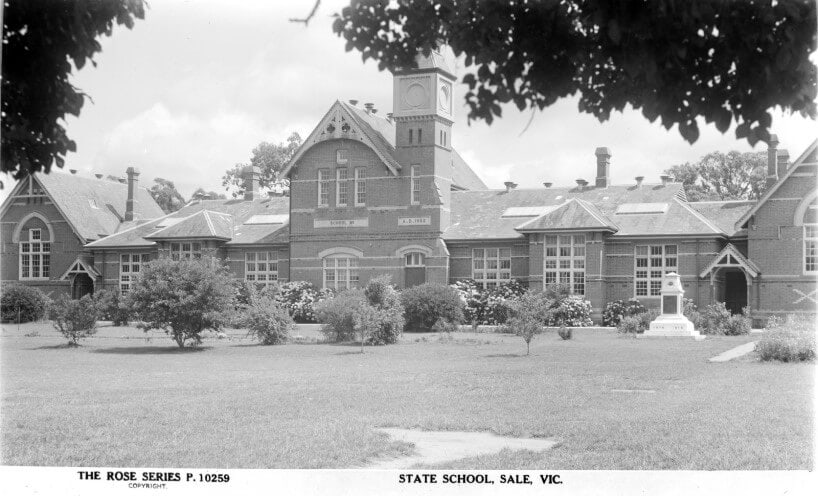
245, 251, 278, 286
318, 169, 331, 206
544, 234, 586, 295
354, 168, 366, 206
323, 255, 359, 290
336, 168, 348, 206
417, 128, 422, 143
409, 129, 413, 144
805, 225, 818, 274
120, 253, 150, 293
19, 229, 50, 280
410, 166, 421, 205
170, 242, 202, 260
635, 244, 677, 297
472, 248, 511, 289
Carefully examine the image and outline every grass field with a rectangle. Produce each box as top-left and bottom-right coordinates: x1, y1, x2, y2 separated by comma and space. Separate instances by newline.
0, 322, 813, 469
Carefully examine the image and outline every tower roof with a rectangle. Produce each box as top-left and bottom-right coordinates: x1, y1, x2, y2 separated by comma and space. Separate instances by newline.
394, 46, 456, 79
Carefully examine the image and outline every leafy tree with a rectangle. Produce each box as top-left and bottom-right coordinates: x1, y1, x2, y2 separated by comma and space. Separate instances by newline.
49, 295, 99, 346
665, 151, 767, 201
222, 133, 302, 198
191, 187, 226, 200
1, 0, 146, 185
128, 257, 236, 348
148, 178, 186, 213
331, 0, 816, 145
507, 291, 553, 356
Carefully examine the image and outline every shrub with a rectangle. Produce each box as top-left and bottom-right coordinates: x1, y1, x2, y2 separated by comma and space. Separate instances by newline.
431, 318, 460, 333
128, 256, 236, 348
483, 280, 528, 325
682, 298, 701, 329
543, 283, 572, 302
243, 296, 294, 345
451, 279, 484, 327
724, 313, 752, 336
617, 309, 660, 335
363, 276, 404, 345
558, 325, 572, 340
507, 291, 553, 355
401, 283, 464, 331
550, 295, 594, 327
315, 289, 367, 342
756, 315, 816, 362
698, 302, 749, 335
275, 281, 332, 323
93, 289, 131, 326
49, 295, 99, 346
1, 284, 50, 323
602, 299, 647, 327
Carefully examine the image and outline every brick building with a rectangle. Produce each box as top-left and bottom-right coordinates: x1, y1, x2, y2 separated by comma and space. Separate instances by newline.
2, 50, 815, 323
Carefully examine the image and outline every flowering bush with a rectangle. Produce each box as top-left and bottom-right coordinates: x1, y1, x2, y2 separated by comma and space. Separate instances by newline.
316, 276, 404, 346
757, 315, 815, 362
243, 296, 294, 345
451, 279, 485, 326
602, 299, 647, 327
617, 309, 660, 335
94, 289, 131, 326
275, 281, 333, 323
550, 295, 594, 327
698, 302, 750, 335
450, 279, 528, 326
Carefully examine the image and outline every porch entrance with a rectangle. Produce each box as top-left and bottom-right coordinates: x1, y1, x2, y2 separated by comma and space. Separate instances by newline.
723, 270, 748, 314
72, 273, 94, 299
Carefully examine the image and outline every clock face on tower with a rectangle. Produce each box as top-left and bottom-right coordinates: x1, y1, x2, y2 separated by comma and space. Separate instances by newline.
405, 82, 428, 108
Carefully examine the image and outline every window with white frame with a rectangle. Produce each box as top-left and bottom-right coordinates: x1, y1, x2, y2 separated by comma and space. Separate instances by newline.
170, 242, 202, 261
323, 255, 359, 291
120, 253, 151, 293
805, 224, 818, 273
336, 168, 348, 206
245, 251, 278, 286
410, 166, 421, 205
19, 228, 50, 280
634, 244, 677, 297
318, 169, 331, 206
472, 248, 511, 289
354, 168, 366, 206
544, 234, 586, 295
405, 252, 425, 267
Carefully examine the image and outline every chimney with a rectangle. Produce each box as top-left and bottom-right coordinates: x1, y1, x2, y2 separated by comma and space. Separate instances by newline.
543, 182, 553, 188
349, 99, 358, 106
386, 112, 393, 122
243, 165, 261, 201
118, 177, 127, 184
371, 108, 378, 114
364, 102, 374, 113
635, 176, 644, 189
125, 166, 140, 221
504, 181, 517, 193
94, 173, 103, 179
69, 169, 77, 174
575, 179, 588, 191
595, 147, 611, 188
777, 149, 790, 179
766, 134, 779, 187
660, 174, 671, 186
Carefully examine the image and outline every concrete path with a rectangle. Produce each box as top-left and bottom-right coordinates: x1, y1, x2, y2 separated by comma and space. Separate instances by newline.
367, 428, 559, 469
709, 341, 757, 362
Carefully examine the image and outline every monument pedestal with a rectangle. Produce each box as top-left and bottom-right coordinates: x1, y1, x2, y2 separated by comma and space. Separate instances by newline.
644, 314, 704, 340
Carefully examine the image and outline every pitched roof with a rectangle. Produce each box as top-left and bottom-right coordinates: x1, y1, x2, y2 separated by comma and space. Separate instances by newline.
445, 182, 724, 240
86, 196, 290, 248
516, 198, 618, 232
32, 172, 164, 241
736, 139, 818, 229
689, 200, 755, 237
282, 100, 486, 191
699, 243, 760, 278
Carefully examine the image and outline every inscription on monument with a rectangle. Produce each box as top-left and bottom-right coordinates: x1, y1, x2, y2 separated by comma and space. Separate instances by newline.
662, 295, 678, 315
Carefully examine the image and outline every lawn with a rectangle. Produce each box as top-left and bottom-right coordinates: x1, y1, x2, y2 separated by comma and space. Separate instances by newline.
0, 322, 813, 469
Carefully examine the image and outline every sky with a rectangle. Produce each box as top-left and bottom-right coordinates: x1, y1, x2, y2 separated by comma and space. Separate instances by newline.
2, 0, 816, 203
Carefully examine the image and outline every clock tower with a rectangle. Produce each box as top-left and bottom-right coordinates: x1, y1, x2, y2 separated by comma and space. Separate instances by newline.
392, 46, 456, 232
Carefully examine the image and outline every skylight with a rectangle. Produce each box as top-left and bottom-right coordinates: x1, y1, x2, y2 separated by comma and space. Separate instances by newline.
615, 203, 669, 215
244, 214, 289, 225
501, 205, 559, 218
155, 218, 183, 229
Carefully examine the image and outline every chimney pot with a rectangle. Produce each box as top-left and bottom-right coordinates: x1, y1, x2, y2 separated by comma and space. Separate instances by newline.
576, 179, 588, 190
95, 173, 103, 179
364, 102, 374, 113
504, 181, 518, 193
69, 169, 77, 175
595, 147, 611, 188
635, 176, 644, 188
660, 174, 671, 186
543, 182, 553, 188
371, 108, 378, 114
349, 99, 358, 106
125, 166, 140, 221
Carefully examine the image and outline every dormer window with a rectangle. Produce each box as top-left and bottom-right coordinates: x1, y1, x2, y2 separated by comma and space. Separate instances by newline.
336, 149, 348, 165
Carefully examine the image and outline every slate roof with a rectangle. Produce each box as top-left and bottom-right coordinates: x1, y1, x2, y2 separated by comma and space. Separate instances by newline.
34, 172, 164, 241
689, 201, 755, 237
86, 196, 290, 248
444, 182, 727, 240
516, 198, 618, 232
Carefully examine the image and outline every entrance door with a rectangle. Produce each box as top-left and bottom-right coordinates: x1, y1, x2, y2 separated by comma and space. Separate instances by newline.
723, 270, 747, 314
404, 252, 426, 287
72, 273, 94, 299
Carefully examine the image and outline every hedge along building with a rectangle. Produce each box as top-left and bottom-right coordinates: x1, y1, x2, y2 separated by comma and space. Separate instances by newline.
2, 48, 816, 323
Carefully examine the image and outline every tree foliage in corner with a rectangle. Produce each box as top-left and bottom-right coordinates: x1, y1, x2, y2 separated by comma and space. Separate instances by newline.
332, 0, 816, 145
148, 178, 186, 213
222, 133, 303, 198
1, 0, 146, 184
665, 151, 767, 201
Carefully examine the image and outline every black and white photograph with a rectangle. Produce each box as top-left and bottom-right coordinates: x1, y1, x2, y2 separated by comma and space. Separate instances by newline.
1, 1, 816, 495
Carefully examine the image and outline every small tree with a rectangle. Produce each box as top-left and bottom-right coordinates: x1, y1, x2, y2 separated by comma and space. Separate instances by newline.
128, 257, 236, 348
507, 291, 553, 356
49, 295, 99, 346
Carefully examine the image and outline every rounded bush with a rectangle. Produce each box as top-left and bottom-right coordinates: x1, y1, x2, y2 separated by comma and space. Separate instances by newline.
1, 284, 50, 323
401, 283, 464, 331
558, 326, 572, 340
49, 294, 99, 345
602, 298, 646, 327
93, 289, 131, 326
550, 295, 593, 327
275, 281, 332, 323
244, 297, 294, 345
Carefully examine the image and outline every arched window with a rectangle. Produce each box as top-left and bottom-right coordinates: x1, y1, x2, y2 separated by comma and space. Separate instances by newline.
405, 252, 425, 267
323, 254, 359, 290
17, 215, 53, 281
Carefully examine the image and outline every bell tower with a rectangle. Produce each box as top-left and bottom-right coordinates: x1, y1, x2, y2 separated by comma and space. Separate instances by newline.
392, 46, 456, 232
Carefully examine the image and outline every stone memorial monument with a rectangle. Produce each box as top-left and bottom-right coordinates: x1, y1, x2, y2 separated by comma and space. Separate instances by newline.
643, 272, 704, 340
